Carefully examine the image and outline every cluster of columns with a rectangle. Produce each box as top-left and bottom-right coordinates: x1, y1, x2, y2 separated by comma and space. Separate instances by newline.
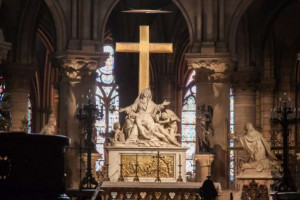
0, 29, 37, 132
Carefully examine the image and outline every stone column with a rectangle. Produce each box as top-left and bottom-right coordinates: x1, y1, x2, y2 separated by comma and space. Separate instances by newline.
194, 154, 214, 182
2, 63, 37, 131
260, 79, 276, 139
231, 67, 260, 136
54, 51, 107, 189
186, 52, 235, 187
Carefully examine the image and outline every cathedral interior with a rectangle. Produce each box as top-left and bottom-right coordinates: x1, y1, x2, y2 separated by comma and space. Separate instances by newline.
1, 0, 300, 200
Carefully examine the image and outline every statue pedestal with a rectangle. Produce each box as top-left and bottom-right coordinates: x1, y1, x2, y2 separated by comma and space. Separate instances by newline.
106, 146, 188, 182
234, 169, 281, 200
194, 154, 214, 182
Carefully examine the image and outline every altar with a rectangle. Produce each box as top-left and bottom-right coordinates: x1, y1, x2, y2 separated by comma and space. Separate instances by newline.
106, 146, 188, 182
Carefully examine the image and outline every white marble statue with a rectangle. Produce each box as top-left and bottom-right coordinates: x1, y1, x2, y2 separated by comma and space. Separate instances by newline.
40, 114, 57, 135
113, 122, 125, 143
119, 88, 180, 147
231, 123, 281, 172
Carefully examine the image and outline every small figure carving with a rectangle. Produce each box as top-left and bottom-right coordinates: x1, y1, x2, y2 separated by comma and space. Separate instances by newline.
197, 103, 214, 153
40, 114, 57, 135
156, 109, 181, 140
231, 123, 281, 172
113, 122, 125, 143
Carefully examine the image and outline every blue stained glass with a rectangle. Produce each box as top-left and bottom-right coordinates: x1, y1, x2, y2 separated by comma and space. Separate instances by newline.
182, 70, 197, 176
103, 86, 113, 97
100, 64, 113, 74
111, 89, 118, 99
182, 96, 196, 110
95, 45, 119, 157
27, 95, 32, 133
101, 74, 114, 84
229, 88, 235, 183
96, 87, 104, 98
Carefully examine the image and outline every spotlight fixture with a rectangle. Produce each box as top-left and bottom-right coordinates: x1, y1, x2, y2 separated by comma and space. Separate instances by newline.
122, 7, 172, 14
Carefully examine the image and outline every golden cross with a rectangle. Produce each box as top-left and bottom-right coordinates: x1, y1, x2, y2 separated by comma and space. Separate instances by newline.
116, 26, 173, 94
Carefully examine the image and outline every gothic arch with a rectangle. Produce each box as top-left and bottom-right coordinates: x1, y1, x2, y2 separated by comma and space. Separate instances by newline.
98, 0, 194, 47
44, 0, 68, 51
227, 0, 256, 54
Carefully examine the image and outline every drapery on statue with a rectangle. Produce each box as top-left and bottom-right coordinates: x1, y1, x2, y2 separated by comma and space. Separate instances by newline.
118, 88, 180, 147
197, 103, 214, 153
40, 114, 57, 135
231, 123, 281, 172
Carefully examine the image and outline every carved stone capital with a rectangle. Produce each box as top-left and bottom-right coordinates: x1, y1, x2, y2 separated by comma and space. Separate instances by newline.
185, 52, 237, 83
231, 68, 260, 94
52, 51, 109, 82
0, 29, 11, 64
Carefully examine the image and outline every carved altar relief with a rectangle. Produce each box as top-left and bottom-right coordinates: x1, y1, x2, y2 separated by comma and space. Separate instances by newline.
121, 154, 175, 178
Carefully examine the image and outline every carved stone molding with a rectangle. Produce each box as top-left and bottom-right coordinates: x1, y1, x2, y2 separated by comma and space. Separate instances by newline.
185, 52, 237, 83
53, 51, 109, 82
231, 69, 260, 94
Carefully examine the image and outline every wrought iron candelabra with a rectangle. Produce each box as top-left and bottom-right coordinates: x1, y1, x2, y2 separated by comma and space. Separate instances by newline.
75, 98, 104, 189
270, 93, 299, 192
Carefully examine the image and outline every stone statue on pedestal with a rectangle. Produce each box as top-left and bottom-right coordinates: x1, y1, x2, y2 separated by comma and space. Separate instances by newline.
40, 114, 57, 135
231, 122, 280, 172
197, 103, 214, 153
118, 88, 180, 147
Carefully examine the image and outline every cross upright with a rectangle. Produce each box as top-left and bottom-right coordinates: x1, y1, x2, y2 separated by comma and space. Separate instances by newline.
116, 26, 173, 94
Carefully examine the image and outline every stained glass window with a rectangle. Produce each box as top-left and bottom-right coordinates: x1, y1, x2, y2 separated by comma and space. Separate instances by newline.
229, 88, 235, 183
182, 70, 196, 177
0, 76, 4, 101
27, 94, 32, 133
95, 45, 119, 166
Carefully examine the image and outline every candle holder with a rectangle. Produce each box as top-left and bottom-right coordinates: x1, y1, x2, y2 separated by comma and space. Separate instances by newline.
154, 151, 162, 182
133, 154, 139, 182
75, 98, 104, 189
270, 93, 299, 192
177, 163, 183, 182
118, 163, 124, 182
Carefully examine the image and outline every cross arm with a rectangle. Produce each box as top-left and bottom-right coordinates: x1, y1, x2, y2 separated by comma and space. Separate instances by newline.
149, 43, 173, 53
116, 43, 140, 53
